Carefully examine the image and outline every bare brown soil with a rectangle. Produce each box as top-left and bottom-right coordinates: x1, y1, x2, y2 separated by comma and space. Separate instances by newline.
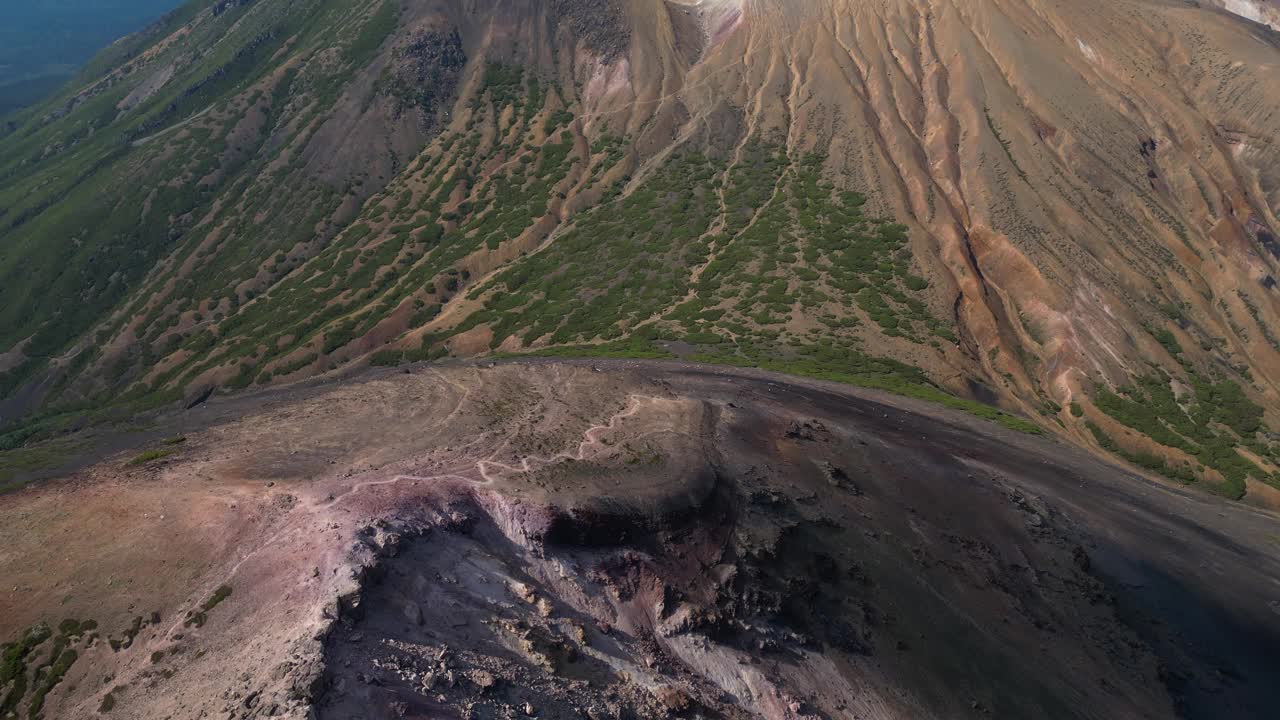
1, 360, 1278, 719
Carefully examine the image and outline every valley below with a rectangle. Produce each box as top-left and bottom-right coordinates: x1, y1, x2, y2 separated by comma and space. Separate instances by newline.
2, 360, 1277, 719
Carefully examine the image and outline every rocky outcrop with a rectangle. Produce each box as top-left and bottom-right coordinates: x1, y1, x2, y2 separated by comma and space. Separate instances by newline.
5, 362, 1279, 719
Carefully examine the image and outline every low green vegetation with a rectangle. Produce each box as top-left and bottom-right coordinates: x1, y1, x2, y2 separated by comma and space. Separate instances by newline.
108, 615, 146, 652
1, 618, 95, 718
26, 646, 77, 718
201, 584, 233, 612
696, 347, 1042, 434
0, 15, 1000, 468
463, 143, 949, 352
459, 149, 723, 347
343, 0, 397, 67
155, 61, 579, 394
0, 0, 395, 408
6, 12, 1270, 509
126, 447, 177, 466
0, 439, 82, 493
467, 140, 1033, 432
1090, 367, 1277, 498
1, 625, 51, 714
185, 584, 233, 628
510, 338, 1041, 434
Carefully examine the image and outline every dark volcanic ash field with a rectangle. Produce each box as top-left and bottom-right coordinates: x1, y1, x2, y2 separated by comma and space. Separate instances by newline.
1, 361, 1278, 719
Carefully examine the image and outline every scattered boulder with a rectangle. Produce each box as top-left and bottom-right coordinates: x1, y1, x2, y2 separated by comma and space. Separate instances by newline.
468, 670, 497, 691
785, 418, 830, 442
654, 685, 694, 714
402, 601, 423, 626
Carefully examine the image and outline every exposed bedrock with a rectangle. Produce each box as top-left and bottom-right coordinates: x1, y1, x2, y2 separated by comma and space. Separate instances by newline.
313, 365, 1280, 719
6, 362, 1277, 720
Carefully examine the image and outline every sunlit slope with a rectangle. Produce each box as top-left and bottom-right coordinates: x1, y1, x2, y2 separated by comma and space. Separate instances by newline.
2, 0, 1280, 501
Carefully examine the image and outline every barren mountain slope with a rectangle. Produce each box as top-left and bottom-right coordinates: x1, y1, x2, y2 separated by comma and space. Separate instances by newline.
3, 0, 1280, 501
1, 361, 1277, 720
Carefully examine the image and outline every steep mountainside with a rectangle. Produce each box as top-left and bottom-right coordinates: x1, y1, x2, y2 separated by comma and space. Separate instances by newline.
0, 0, 187, 114
3, 0, 1280, 503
